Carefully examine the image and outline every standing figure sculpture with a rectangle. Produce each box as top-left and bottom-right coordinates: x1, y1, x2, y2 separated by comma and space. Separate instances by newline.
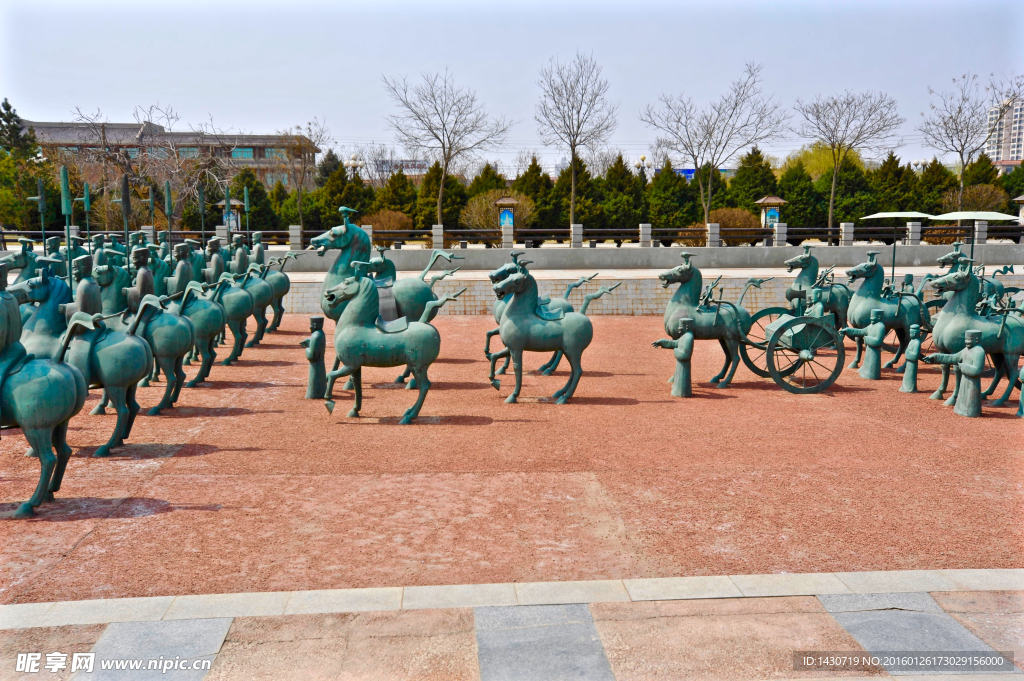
204, 237, 225, 285
924, 330, 986, 417
44, 237, 67, 279
840, 309, 886, 380
166, 244, 194, 296
301, 316, 327, 399
63, 255, 102, 318
899, 324, 923, 394
228, 234, 250, 275
185, 239, 206, 283
146, 243, 171, 296
653, 317, 695, 397
251, 232, 266, 266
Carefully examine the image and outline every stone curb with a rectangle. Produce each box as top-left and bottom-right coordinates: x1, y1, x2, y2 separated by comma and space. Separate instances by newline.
2, 568, 1022, 630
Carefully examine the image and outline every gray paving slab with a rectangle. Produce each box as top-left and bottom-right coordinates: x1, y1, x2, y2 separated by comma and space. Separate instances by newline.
475, 605, 615, 681
81, 617, 232, 680
514, 580, 629, 605
40, 596, 174, 626
819, 592, 945, 614
0, 602, 53, 629
403, 583, 517, 609
475, 603, 593, 631
830, 610, 1014, 676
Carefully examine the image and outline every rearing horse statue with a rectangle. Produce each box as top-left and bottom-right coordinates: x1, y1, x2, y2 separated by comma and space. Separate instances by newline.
659, 252, 767, 388
845, 251, 929, 371
783, 245, 852, 326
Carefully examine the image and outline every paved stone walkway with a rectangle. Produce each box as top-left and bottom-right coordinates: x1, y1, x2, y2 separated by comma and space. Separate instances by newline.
2, 569, 1022, 679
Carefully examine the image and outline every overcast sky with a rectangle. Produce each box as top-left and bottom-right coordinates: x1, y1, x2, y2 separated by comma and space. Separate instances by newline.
2, 0, 1021, 174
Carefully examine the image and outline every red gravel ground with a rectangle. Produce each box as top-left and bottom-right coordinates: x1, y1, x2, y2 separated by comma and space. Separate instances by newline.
0, 315, 1020, 604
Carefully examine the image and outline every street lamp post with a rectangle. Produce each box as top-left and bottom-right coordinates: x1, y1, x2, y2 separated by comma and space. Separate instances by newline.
633, 155, 653, 183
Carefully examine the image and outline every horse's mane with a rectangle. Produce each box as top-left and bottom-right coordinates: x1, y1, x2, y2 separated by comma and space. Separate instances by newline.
347, 225, 372, 263
48, 276, 74, 308
0, 291, 22, 353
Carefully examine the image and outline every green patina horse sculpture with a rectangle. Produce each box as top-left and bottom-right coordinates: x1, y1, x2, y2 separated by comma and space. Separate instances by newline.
927, 263, 1023, 410
210, 271, 255, 365
485, 255, 618, 376
322, 265, 464, 424
845, 252, 929, 372
783, 245, 852, 326
240, 263, 274, 347
0, 238, 41, 285
0, 280, 88, 517
263, 252, 302, 332
9, 265, 154, 457
658, 252, 768, 388
166, 281, 226, 387
487, 259, 601, 404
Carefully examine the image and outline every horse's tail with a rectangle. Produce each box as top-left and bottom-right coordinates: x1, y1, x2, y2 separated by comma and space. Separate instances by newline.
736, 277, 773, 307
428, 267, 461, 291
994, 265, 1014, 276
915, 274, 936, 299
419, 287, 467, 323
579, 283, 620, 315
563, 273, 598, 299
419, 250, 465, 281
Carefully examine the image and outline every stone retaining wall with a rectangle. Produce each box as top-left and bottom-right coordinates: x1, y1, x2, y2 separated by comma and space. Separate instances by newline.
282, 274, 1024, 316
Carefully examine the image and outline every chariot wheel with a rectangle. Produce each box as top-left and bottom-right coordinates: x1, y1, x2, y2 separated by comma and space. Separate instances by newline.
739, 306, 792, 378
767, 317, 846, 394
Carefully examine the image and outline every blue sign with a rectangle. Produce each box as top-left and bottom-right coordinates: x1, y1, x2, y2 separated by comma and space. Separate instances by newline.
765, 207, 779, 227
499, 208, 514, 227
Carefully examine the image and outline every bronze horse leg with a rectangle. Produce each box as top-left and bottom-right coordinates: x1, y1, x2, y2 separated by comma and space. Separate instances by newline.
716, 339, 741, 388
710, 338, 731, 384
506, 349, 524, 403
14, 428, 56, 518
849, 337, 864, 369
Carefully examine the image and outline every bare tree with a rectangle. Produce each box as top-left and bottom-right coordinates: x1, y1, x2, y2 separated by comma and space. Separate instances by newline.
512, 149, 542, 177
919, 72, 1024, 211
355, 141, 401, 187
274, 117, 330, 228
582, 147, 623, 177
642, 62, 788, 227
536, 52, 617, 226
793, 91, 904, 228
383, 70, 510, 226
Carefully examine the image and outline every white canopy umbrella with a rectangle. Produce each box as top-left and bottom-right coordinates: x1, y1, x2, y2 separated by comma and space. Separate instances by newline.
929, 211, 1020, 221
859, 212, 936, 281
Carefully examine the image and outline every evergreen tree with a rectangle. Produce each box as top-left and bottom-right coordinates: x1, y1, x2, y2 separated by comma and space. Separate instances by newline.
647, 159, 698, 231
372, 169, 418, 217
692, 163, 730, 213
414, 162, 467, 229
727, 146, 778, 214
511, 157, 554, 229
269, 181, 289, 218
229, 168, 280, 232
549, 160, 602, 229
0, 98, 38, 158
917, 158, 958, 215
777, 161, 825, 228
338, 170, 375, 217
815, 163, 875, 224
601, 154, 646, 232
963, 153, 999, 187
317, 165, 349, 223
314, 149, 341, 188
867, 152, 918, 212
466, 163, 506, 196
998, 164, 1024, 209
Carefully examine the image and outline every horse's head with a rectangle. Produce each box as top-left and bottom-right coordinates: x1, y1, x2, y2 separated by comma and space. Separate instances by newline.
493, 272, 526, 299
845, 252, 880, 283
488, 262, 518, 285
930, 268, 970, 294
323, 276, 363, 305
9, 268, 57, 305
936, 247, 966, 269
309, 223, 356, 256
785, 245, 814, 273
658, 253, 698, 289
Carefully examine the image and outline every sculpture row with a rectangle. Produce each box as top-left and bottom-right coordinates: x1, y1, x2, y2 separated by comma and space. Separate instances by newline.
2, 230, 300, 517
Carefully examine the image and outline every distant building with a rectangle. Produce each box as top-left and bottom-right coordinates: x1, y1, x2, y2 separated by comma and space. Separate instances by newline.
985, 99, 1023, 173
23, 120, 319, 187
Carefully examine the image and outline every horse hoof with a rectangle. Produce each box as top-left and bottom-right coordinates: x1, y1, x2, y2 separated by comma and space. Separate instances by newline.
147, 407, 162, 416
491, 380, 501, 390
895, 366, 905, 374
556, 396, 568, 404
715, 382, 730, 389
244, 342, 257, 348
140, 380, 151, 388
24, 447, 37, 458
406, 380, 417, 390
44, 491, 54, 502
221, 360, 232, 366
393, 375, 406, 384
929, 392, 944, 400
89, 405, 107, 416
347, 409, 359, 418
505, 395, 517, 404
324, 400, 335, 414
93, 446, 111, 458
847, 362, 859, 369
991, 399, 1006, 407
13, 503, 35, 518
343, 379, 354, 390
399, 416, 414, 425
709, 378, 721, 384
541, 369, 555, 376
496, 368, 506, 376
943, 398, 956, 407
185, 380, 200, 388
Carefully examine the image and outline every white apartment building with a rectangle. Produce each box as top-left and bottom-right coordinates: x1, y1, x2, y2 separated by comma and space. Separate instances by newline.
985, 99, 1023, 172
